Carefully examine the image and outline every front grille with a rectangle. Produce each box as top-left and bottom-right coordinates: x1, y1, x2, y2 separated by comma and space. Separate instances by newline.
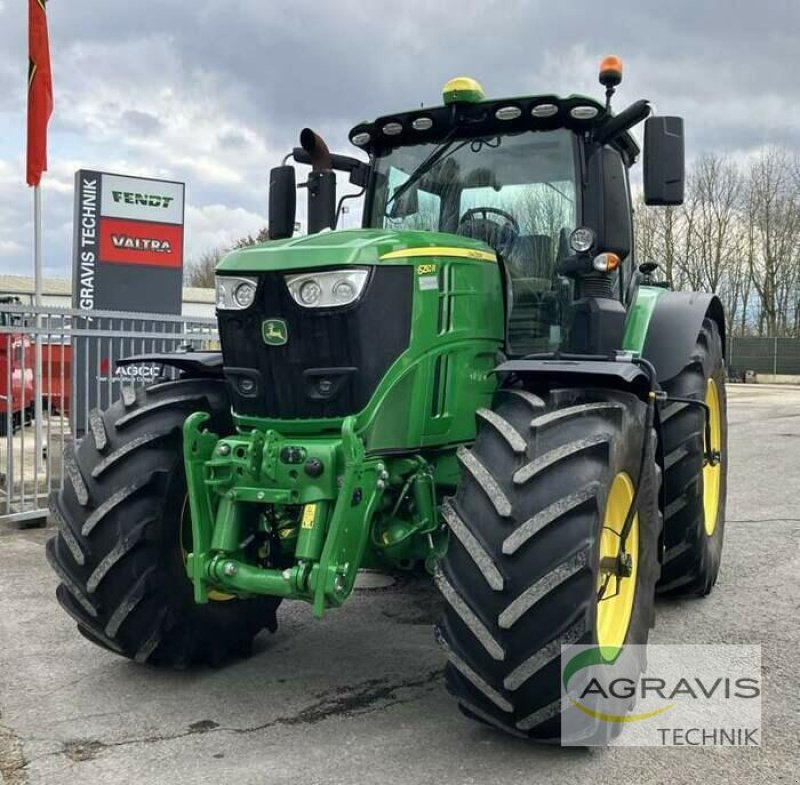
217, 266, 413, 419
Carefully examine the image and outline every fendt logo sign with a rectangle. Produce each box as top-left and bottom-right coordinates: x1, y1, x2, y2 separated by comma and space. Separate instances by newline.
112, 190, 175, 209
100, 173, 184, 224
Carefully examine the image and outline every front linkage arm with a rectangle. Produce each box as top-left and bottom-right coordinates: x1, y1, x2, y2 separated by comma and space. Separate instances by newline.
182, 412, 388, 616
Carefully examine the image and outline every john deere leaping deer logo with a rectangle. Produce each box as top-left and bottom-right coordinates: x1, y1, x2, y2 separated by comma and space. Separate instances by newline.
262, 319, 288, 346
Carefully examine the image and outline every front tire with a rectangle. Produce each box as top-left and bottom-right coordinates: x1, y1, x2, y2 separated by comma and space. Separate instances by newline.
47, 377, 280, 666
437, 386, 660, 741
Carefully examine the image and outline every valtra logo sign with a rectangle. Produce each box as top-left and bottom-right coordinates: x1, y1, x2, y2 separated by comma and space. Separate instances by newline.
99, 218, 183, 267
112, 236, 171, 253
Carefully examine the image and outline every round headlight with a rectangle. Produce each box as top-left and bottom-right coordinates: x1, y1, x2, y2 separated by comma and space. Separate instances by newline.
332, 279, 356, 303
233, 281, 256, 308
299, 279, 322, 305
570, 227, 596, 254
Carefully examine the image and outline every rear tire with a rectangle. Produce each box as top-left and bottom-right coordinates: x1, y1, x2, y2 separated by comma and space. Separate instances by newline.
47, 377, 280, 667
657, 318, 727, 597
437, 386, 660, 741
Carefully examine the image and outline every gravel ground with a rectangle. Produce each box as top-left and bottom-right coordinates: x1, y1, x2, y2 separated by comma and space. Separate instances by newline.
1, 384, 798, 785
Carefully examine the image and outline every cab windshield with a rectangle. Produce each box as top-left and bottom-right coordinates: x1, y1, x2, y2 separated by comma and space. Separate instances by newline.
367, 129, 579, 353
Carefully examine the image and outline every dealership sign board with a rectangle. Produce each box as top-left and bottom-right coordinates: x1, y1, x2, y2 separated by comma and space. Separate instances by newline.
71, 170, 186, 431
72, 170, 185, 314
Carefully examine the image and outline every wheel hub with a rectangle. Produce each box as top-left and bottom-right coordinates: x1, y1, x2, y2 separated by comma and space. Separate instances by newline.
596, 472, 639, 651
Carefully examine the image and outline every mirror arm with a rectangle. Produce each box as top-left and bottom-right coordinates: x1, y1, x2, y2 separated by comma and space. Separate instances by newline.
595, 100, 651, 145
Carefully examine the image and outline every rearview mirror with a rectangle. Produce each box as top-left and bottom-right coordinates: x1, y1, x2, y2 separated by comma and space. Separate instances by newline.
643, 117, 685, 206
268, 166, 296, 239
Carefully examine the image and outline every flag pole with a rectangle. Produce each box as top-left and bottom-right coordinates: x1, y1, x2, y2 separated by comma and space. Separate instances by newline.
34, 183, 44, 474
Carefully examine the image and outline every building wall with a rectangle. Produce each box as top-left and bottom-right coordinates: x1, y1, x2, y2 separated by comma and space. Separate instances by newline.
0, 275, 216, 319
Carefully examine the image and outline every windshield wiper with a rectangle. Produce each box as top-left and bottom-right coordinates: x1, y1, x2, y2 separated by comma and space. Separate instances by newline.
385, 133, 465, 212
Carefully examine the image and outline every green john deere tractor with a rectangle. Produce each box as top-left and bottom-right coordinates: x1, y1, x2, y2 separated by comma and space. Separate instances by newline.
48, 57, 727, 740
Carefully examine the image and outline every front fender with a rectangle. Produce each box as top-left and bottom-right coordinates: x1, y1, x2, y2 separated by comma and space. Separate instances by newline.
494, 358, 652, 400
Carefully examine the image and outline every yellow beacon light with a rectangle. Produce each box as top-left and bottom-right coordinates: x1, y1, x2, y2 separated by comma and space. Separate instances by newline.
442, 77, 485, 105
598, 55, 624, 110
599, 55, 624, 88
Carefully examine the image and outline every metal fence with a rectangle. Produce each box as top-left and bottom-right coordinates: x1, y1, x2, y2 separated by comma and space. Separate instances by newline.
4, 302, 800, 525
728, 336, 800, 377
0, 303, 218, 526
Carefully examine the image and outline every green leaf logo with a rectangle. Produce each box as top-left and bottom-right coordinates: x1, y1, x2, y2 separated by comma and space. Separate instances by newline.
262, 319, 288, 346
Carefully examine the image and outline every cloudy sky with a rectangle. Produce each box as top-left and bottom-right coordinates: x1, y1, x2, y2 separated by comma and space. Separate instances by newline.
1, 0, 798, 281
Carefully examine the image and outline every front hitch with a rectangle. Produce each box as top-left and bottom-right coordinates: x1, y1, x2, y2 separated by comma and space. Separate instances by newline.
182, 412, 386, 616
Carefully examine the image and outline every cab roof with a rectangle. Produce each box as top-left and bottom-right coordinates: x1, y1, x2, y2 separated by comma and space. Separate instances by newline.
348, 93, 640, 165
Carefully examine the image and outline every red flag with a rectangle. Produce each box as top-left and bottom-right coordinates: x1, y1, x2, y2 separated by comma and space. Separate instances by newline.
27, 0, 53, 187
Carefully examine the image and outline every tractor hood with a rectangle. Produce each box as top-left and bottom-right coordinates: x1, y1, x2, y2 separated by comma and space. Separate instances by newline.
216, 228, 495, 273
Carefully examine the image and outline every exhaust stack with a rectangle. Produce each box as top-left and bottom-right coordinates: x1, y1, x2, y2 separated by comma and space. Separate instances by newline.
300, 128, 336, 233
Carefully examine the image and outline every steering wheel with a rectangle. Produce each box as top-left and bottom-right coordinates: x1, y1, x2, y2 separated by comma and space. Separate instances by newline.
457, 207, 520, 253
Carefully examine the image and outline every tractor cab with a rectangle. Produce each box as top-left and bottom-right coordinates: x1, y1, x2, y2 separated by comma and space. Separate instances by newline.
268, 59, 685, 357
364, 111, 579, 355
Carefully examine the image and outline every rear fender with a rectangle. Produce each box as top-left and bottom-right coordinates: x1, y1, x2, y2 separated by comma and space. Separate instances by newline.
639, 292, 725, 383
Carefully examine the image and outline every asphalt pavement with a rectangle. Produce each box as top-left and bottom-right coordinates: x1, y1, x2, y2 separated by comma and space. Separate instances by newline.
1, 384, 798, 785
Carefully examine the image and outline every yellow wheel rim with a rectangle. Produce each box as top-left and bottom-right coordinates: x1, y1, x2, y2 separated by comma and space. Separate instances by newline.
596, 472, 639, 651
703, 378, 722, 536
180, 495, 236, 602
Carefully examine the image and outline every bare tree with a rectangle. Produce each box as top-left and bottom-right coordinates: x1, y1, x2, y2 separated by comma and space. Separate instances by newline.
185, 226, 270, 288
745, 147, 800, 336
186, 247, 225, 288
632, 193, 659, 265
231, 226, 270, 249
688, 154, 743, 291
631, 152, 800, 338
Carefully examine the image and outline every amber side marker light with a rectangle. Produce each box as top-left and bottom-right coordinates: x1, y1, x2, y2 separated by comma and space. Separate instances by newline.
593, 252, 621, 273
